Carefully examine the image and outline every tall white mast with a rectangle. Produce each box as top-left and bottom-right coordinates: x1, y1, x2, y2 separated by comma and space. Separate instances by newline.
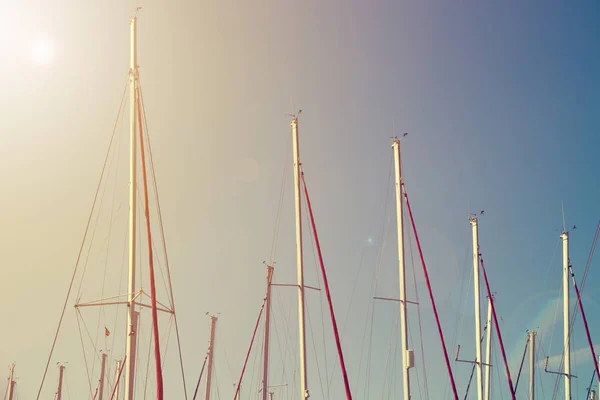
7, 363, 15, 400
98, 352, 107, 400
291, 115, 309, 400
484, 297, 493, 400
392, 138, 411, 399
56, 364, 65, 400
262, 266, 274, 400
562, 231, 570, 400
529, 330, 536, 400
125, 12, 139, 400
205, 315, 218, 400
470, 217, 484, 400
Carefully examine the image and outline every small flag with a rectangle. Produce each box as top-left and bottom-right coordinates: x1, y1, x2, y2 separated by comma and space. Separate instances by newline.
105, 327, 110, 337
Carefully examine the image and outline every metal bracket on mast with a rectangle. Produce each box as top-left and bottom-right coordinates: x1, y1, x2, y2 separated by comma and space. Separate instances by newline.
258, 383, 288, 394
271, 283, 321, 292
455, 344, 492, 367
544, 357, 578, 378
74, 290, 174, 314
373, 296, 419, 305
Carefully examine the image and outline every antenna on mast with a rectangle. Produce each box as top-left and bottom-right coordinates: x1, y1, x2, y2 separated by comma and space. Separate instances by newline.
561, 201, 566, 233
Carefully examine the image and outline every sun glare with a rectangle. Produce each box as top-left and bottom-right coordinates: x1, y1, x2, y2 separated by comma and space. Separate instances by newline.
30, 37, 54, 66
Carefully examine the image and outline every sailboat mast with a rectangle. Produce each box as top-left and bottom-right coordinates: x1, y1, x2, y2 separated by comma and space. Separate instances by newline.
98, 352, 107, 400
470, 217, 484, 400
529, 330, 536, 399
261, 266, 274, 400
205, 315, 218, 400
392, 138, 411, 399
484, 297, 493, 400
562, 231, 571, 400
56, 364, 65, 400
7, 363, 16, 400
291, 116, 309, 400
125, 13, 139, 400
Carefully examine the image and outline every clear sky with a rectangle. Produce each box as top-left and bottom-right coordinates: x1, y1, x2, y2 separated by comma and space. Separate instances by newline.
1, 1, 600, 399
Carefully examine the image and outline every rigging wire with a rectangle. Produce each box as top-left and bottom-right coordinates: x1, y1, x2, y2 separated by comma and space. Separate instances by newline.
568, 264, 600, 382
136, 86, 164, 398
300, 179, 331, 397
513, 334, 530, 392
445, 241, 473, 399
492, 340, 506, 400
462, 325, 488, 400
301, 171, 353, 399
305, 303, 326, 398
35, 77, 129, 400
76, 310, 95, 398
267, 132, 291, 265
108, 355, 127, 400
108, 223, 130, 380
234, 297, 267, 400
353, 154, 394, 396
360, 211, 392, 398
90, 140, 123, 386
478, 256, 516, 399
139, 79, 189, 397
192, 351, 209, 400
380, 310, 400, 397
406, 200, 430, 399
403, 184, 460, 399
340, 154, 393, 336
536, 332, 547, 398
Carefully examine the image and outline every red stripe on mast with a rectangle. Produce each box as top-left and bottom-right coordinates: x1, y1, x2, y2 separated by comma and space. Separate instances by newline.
568, 265, 600, 380
137, 89, 163, 399
301, 172, 353, 400
234, 301, 265, 400
403, 185, 459, 400
479, 257, 516, 399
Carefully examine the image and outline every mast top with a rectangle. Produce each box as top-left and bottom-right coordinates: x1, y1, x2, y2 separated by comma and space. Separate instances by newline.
391, 132, 408, 146
288, 109, 302, 124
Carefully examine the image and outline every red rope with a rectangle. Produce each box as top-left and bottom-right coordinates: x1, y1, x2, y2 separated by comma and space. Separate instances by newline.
402, 185, 459, 400
109, 356, 127, 400
478, 257, 516, 399
569, 265, 600, 380
301, 173, 353, 400
137, 88, 163, 399
234, 299, 266, 400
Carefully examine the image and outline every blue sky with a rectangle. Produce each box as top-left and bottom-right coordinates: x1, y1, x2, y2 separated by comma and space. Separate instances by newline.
1, 1, 600, 399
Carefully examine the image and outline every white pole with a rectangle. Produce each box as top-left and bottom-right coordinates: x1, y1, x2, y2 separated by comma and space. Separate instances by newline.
392, 138, 411, 399
484, 297, 493, 400
529, 331, 536, 400
591, 390, 596, 400
56, 365, 65, 400
205, 315, 218, 400
470, 217, 484, 400
262, 266, 274, 400
7, 363, 15, 400
125, 13, 139, 400
114, 360, 122, 400
98, 352, 107, 400
562, 231, 570, 400
291, 116, 309, 400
